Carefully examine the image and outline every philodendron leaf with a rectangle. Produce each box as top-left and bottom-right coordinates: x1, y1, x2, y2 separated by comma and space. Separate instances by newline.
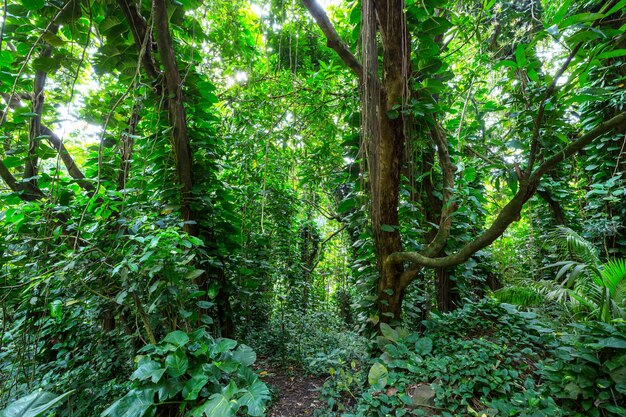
190, 393, 237, 417
165, 350, 189, 378
415, 337, 433, 355
183, 375, 209, 401
212, 338, 237, 356
163, 330, 190, 347
101, 388, 154, 417
237, 379, 270, 417
368, 362, 389, 389
232, 344, 257, 366
379, 323, 398, 342
1, 390, 74, 417
131, 359, 164, 383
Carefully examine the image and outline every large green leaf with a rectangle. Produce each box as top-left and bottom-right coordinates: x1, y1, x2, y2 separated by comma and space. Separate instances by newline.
368, 362, 388, 389
21, 0, 44, 11
237, 379, 270, 417
191, 394, 238, 417
101, 389, 154, 417
131, 359, 165, 383
183, 375, 209, 401
1, 390, 74, 417
379, 323, 398, 342
231, 344, 257, 366
212, 338, 237, 356
165, 350, 189, 377
164, 330, 190, 347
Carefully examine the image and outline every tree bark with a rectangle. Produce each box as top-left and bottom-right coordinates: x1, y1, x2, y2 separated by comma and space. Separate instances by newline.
153, 0, 197, 237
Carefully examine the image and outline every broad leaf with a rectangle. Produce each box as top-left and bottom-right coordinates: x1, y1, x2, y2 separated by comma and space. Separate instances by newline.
164, 330, 190, 347
101, 389, 154, 417
191, 393, 237, 417
237, 379, 270, 417
165, 350, 189, 378
232, 344, 257, 366
1, 390, 74, 417
183, 375, 209, 401
368, 362, 388, 389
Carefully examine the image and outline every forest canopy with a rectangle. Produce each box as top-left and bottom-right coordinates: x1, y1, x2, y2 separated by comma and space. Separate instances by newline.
1, 0, 625, 416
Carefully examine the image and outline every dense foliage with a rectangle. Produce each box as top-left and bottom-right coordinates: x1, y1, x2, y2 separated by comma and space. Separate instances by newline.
1, 0, 625, 416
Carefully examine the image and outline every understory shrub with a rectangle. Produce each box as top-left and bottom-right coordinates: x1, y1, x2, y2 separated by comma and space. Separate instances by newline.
102, 329, 269, 417
244, 309, 369, 375
316, 299, 626, 417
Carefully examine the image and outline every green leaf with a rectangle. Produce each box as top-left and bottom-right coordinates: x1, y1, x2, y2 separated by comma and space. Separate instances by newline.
186, 269, 205, 280
156, 379, 183, 402
381, 224, 395, 232
165, 350, 189, 378
232, 344, 257, 366
212, 338, 237, 355
415, 337, 433, 355
1, 156, 22, 169
515, 44, 527, 67
183, 375, 209, 401
593, 337, 626, 349
2, 390, 74, 417
191, 393, 237, 417
368, 362, 388, 389
379, 323, 399, 342
553, 0, 573, 24
598, 49, 626, 59
101, 389, 154, 417
131, 360, 165, 383
164, 330, 190, 347
237, 379, 270, 417
606, 0, 626, 16
338, 198, 356, 213
561, 13, 605, 28
21, 0, 44, 10
494, 60, 518, 70
49, 300, 62, 319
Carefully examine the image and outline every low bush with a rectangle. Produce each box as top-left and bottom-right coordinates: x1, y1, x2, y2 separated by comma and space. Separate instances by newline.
102, 329, 269, 417
316, 299, 626, 417
244, 309, 369, 376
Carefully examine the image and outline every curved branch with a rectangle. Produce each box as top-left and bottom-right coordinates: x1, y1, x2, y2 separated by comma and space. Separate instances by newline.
0, 160, 45, 201
1, 93, 93, 192
301, 0, 363, 80
388, 110, 626, 269
42, 126, 95, 193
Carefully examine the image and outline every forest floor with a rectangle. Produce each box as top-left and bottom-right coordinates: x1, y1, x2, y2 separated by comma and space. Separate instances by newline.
256, 360, 325, 416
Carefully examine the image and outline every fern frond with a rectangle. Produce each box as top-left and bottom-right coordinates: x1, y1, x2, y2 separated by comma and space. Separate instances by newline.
552, 226, 601, 273
492, 286, 546, 307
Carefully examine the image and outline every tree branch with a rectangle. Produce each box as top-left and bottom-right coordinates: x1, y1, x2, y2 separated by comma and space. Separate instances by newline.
41, 126, 95, 193
118, 0, 160, 83
387, 110, 626, 269
301, 0, 363, 80
1, 93, 93, 192
422, 122, 458, 257
0, 159, 45, 201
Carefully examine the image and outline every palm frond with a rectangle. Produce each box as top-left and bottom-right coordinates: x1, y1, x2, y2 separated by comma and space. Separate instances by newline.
492, 286, 546, 307
552, 226, 602, 273
600, 258, 626, 297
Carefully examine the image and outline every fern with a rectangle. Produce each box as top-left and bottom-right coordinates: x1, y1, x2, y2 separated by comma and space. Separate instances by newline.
499, 227, 625, 322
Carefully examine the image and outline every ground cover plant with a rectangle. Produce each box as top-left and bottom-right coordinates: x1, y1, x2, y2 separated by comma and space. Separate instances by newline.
1, 0, 626, 416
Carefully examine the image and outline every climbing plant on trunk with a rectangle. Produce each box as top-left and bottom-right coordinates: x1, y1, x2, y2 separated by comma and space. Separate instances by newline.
302, 0, 626, 323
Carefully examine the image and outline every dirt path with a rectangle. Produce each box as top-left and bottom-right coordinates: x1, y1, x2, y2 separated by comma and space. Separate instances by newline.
257, 362, 325, 417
